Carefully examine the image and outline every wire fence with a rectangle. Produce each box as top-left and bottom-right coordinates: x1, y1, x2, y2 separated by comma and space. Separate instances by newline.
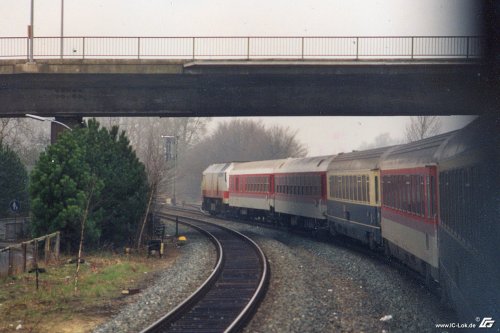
0, 36, 484, 60
0, 232, 60, 278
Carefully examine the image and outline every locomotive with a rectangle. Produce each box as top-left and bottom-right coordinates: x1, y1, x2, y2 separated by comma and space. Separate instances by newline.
200, 116, 499, 321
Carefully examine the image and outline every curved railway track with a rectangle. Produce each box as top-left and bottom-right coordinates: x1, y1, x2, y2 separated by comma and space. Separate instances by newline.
173, 204, 439, 293
141, 212, 269, 333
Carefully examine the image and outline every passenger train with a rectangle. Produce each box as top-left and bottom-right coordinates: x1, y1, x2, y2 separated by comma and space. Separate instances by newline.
200, 116, 499, 322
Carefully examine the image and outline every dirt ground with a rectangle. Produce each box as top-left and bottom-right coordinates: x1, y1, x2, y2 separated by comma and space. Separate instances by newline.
0, 247, 179, 333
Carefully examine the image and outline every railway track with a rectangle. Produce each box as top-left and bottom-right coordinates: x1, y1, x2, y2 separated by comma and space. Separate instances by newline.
141, 212, 269, 333
169, 204, 439, 294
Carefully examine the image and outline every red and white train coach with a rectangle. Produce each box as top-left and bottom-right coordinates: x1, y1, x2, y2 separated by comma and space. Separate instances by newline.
273, 155, 336, 229
228, 159, 289, 218
379, 132, 456, 281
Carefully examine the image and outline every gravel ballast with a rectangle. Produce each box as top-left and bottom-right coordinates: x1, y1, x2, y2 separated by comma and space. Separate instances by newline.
95, 216, 457, 333
212, 220, 457, 333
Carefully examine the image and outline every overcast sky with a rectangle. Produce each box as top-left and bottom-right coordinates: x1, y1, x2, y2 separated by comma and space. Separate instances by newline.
1, 0, 482, 156
0, 0, 483, 36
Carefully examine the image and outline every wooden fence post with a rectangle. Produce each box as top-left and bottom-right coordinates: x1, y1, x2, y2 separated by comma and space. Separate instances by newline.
22, 243, 27, 272
34, 240, 39, 290
55, 232, 60, 260
44, 237, 50, 264
8, 248, 13, 276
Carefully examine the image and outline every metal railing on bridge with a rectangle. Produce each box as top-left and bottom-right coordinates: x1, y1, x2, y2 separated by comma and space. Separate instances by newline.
0, 36, 483, 61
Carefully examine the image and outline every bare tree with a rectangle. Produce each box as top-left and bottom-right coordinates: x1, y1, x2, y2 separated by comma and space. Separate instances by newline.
267, 125, 308, 157
405, 116, 441, 142
358, 132, 402, 150
181, 119, 308, 201
135, 125, 168, 248
0, 118, 50, 168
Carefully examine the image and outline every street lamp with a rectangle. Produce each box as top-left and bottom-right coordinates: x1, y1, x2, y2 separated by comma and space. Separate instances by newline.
60, 0, 64, 59
29, 0, 34, 63
25, 114, 72, 130
161, 135, 177, 205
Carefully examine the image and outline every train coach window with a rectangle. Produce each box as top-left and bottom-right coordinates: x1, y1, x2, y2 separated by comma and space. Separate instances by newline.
354, 176, 358, 201
426, 176, 431, 218
373, 175, 376, 204
332, 176, 337, 198
346, 176, 350, 200
415, 175, 420, 215
347, 176, 352, 200
357, 176, 362, 202
430, 176, 436, 218
387, 176, 392, 207
330, 176, 339, 198
349, 175, 353, 200
361, 176, 366, 202
383, 176, 388, 207
398, 175, 404, 210
405, 176, 411, 213
338, 176, 342, 198
410, 175, 415, 214
328, 176, 333, 197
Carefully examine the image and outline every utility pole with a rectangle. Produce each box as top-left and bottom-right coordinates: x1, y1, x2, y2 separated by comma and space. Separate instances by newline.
60, 0, 64, 59
29, 0, 34, 63
162, 135, 177, 205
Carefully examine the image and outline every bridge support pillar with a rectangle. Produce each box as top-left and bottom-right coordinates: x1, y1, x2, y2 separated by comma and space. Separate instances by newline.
50, 116, 83, 144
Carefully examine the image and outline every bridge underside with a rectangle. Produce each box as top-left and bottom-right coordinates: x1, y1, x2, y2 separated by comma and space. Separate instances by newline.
0, 61, 497, 117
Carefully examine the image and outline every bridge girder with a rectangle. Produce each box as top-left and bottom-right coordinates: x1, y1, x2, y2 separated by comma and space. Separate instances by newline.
0, 61, 496, 118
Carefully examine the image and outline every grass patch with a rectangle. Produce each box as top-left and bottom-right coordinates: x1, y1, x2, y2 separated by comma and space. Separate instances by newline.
0, 250, 177, 333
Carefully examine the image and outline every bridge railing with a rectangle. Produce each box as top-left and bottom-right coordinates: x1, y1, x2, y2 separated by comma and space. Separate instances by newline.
0, 36, 484, 60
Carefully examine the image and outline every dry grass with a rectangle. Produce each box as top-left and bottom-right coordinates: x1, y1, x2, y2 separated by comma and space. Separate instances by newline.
0, 249, 178, 333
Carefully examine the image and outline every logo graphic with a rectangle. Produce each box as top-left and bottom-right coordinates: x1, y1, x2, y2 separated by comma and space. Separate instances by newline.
479, 317, 495, 328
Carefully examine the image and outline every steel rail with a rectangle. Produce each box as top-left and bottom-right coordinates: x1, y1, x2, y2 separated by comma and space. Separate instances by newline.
141, 213, 269, 333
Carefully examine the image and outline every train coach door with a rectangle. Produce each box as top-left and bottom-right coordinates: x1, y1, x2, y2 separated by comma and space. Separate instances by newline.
268, 175, 275, 211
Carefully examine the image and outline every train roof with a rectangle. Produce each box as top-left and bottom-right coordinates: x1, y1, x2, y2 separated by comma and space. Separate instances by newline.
275, 155, 336, 173
436, 116, 499, 168
327, 146, 396, 172
380, 131, 457, 170
202, 162, 236, 175
230, 158, 291, 175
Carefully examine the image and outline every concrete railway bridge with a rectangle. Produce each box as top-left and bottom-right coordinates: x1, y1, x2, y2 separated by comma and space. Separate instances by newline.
0, 36, 498, 138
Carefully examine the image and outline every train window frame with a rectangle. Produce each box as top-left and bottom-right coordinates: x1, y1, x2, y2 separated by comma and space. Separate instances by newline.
403, 175, 407, 212
341, 176, 345, 199
361, 175, 366, 202
367, 175, 371, 203
394, 175, 398, 209
413, 175, 417, 214
358, 175, 365, 202
426, 175, 431, 218
349, 175, 353, 201
354, 175, 357, 201
430, 175, 435, 218
400, 175, 404, 211
337, 176, 341, 199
